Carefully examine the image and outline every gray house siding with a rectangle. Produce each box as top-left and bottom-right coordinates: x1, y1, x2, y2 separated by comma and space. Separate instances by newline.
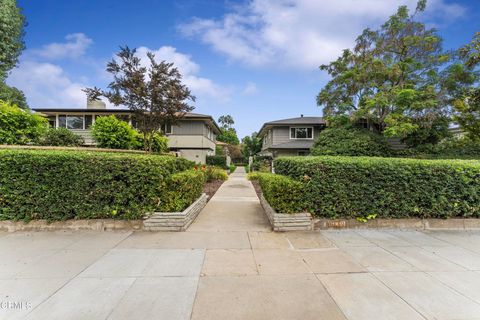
172, 120, 204, 135
261, 126, 323, 151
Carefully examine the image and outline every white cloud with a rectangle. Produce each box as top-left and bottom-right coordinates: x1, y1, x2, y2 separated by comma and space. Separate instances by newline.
32, 33, 93, 60
7, 60, 87, 107
179, 0, 465, 70
135, 46, 232, 102
242, 82, 258, 95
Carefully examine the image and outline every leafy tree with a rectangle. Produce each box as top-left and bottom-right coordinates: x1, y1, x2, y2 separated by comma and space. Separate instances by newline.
0, 101, 46, 144
317, 0, 448, 139
85, 47, 195, 152
218, 114, 234, 129
242, 132, 262, 157
0, 82, 27, 109
0, 0, 26, 79
39, 127, 84, 146
91, 115, 137, 149
442, 32, 480, 140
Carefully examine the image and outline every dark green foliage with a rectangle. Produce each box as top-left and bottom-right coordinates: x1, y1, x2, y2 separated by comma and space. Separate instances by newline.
134, 132, 168, 153
0, 101, 47, 144
217, 128, 240, 145
254, 173, 306, 214
402, 116, 452, 147
397, 137, 480, 160
0, 82, 27, 109
157, 170, 205, 212
311, 127, 391, 157
275, 156, 480, 219
229, 164, 236, 173
206, 155, 227, 168
201, 165, 228, 182
39, 127, 84, 146
0, 149, 193, 221
251, 156, 272, 172
91, 115, 137, 149
242, 132, 262, 158
0, 0, 26, 78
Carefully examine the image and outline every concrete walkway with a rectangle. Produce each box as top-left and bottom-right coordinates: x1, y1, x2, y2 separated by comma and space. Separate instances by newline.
2, 169, 480, 319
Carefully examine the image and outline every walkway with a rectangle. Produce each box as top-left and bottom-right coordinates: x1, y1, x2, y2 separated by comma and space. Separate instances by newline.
2, 169, 480, 319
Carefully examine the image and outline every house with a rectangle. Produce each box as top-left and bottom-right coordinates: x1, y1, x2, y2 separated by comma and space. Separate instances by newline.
257, 115, 326, 157
32, 101, 221, 164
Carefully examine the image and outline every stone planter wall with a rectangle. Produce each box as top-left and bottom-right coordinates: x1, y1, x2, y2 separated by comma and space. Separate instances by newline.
314, 218, 480, 230
143, 193, 208, 231
259, 193, 313, 231
0, 219, 143, 232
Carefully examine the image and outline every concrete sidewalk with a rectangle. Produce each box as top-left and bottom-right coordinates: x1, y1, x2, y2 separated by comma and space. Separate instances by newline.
2, 168, 480, 319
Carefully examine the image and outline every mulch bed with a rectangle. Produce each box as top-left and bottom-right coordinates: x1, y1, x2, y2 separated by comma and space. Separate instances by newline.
203, 180, 225, 201
251, 180, 262, 198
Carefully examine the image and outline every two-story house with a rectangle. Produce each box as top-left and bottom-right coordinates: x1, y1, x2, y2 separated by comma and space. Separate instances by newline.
33, 101, 221, 164
257, 115, 326, 157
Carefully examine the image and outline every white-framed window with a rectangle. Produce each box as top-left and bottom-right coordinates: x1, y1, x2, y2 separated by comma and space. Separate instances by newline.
290, 127, 313, 139
163, 123, 172, 134
58, 115, 85, 130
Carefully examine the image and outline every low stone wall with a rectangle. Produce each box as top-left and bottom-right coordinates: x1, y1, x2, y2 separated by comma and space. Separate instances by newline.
0, 219, 143, 232
143, 193, 208, 231
315, 218, 480, 230
259, 194, 313, 231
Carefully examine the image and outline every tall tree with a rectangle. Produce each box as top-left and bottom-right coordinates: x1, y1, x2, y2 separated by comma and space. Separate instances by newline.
85, 47, 195, 152
317, 0, 448, 138
218, 115, 234, 129
242, 132, 262, 158
217, 114, 239, 144
442, 32, 480, 140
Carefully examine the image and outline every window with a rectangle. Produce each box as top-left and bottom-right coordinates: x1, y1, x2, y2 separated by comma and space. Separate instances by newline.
67, 116, 84, 129
298, 151, 309, 156
163, 123, 172, 134
58, 115, 66, 128
47, 116, 56, 128
290, 127, 313, 139
85, 115, 93, 129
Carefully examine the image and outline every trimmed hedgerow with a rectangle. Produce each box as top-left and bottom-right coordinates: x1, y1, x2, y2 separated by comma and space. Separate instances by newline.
275, 156, 480, 219
0, 149, 193, 221
249, 172, 306, 214
206, 155, 227, 168
157, 170, 206, 212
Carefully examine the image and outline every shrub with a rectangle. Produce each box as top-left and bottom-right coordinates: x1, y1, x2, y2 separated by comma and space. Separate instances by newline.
275, 156, 480, 219
206, 155, 227, 168
251, 156, 272, 172
39, 127, 84, 146
395, 137, 480, 160
157, 170, 206, 212
0, 101, 47, 144
311, 127, 391, 157
134, 132, 169, 153
202, 165, 228, 182
229, 164, 236, 173
254, 173, 306, 214
91, 115, 137, 149
0, 149, 193, 221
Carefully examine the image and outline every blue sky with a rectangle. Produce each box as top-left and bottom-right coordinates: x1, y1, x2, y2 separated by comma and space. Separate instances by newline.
8, 0, 480, 138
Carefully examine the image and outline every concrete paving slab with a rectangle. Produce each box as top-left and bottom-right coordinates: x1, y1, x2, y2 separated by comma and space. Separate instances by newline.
384, 246, 466, 271
0, 278, 69, 320
107, 277, 198, 320
65, 231, 131, 250
386, 230, 450, 247
0, 248, 56, 279
191, 275, 346, 320
428, 271, 480, 304
248, 231, 291, 249
117, 231, 251, 249
321, 230, 375, 247
319, 273, 424, 320
254, 249, 311, 275
422, 246, 480, 270
81, 249, 204, 277
426, 231, 480, 254
189, 200, 270, 232
0, 231, 85, 251
284, 231, 333, 249
342, 246, 417, 272
15, 248, 108, 279
24, 277, 135, 320
355, 230, 413, 247
202, 249, 257, 276
301, 249, 366, 274
374, 271, 480, 320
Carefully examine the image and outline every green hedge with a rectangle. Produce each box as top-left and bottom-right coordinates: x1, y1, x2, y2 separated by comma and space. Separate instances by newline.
274, 156, 480, 219
249, 172, 305, 214
157, 170, 206, 212
206, 155, 227, 168
0, 149, 193, 221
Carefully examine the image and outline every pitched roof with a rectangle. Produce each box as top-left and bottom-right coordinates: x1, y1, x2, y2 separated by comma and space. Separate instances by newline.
258, 116, 325, 137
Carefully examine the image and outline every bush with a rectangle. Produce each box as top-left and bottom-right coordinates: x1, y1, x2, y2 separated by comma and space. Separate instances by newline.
0, 149, 193, 221
39, 127, 84, 146
157, 170, 206, 212
254, 173, 306, 214
0, 101, 47, 144
134, 132, 169, 153
275, 156, 480, 219
251, 156, 272, 172
229, 164, 236, 173
202, 165, 228, 182
206, 155, 227, 168
311, 127, 391, 157
395, 137, 480, 160
91, 115, 137, 149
